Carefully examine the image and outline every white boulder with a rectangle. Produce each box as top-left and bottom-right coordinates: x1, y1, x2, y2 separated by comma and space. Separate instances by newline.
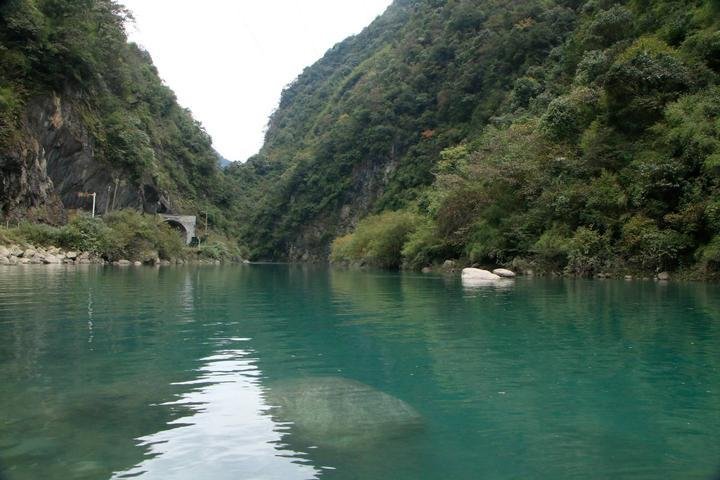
492, 268, 516, 278
461, 268, 501, 280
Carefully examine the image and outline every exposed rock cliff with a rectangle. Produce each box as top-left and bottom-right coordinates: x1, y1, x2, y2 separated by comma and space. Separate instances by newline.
1, 93, 175, 223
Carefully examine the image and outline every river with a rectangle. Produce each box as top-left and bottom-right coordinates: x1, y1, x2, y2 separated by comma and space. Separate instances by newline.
1, 265, 719, 479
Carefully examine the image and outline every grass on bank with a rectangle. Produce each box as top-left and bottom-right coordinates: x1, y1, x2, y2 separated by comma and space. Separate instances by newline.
0, 210, 246, 263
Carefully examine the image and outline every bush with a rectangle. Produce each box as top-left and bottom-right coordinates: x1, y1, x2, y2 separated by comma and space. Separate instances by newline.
102, 210, 184, 261
56, 216, 111, 254
401, 220, 445, 269
697, 235, 720, 271
619, 215, 691, 271
604, 37, 691, 130
565, 227, 611, 276
330, 211, 421, 268
540, 87, 598, 142
16, 222, 60, 246
532, 227, 571, 270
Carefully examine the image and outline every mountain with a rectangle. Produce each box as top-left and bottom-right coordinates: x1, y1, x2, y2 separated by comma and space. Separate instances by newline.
0, 0, 240, 232
233, 0, 720, 276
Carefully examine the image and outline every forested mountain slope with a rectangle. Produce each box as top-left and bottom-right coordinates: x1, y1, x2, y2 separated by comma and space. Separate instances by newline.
235, 0, 720, 277
0, 0, 239, 230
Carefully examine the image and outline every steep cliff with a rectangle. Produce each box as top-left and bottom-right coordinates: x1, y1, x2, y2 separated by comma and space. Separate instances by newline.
0, 0, 237, 229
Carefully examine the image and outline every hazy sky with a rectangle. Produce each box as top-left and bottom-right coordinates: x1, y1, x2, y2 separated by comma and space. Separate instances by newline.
121, 0, 393, 162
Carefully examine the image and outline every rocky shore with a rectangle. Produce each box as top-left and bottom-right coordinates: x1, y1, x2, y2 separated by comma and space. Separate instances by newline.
0, 244, 103, 265
0, 244, 249, 267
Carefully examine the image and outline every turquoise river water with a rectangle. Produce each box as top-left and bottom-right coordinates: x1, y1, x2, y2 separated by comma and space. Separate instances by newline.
0, 265, 719, 479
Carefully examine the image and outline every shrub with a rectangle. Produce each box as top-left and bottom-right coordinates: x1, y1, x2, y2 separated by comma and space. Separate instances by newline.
16, 222, 60, 246
604, 37, 691, 130
532, 227, 571, 270
586, 5, 634, 47
619, 215, 691, 271
697, 235, 720, 271
56, 216, 111, 254
565, 227, 611, 276
540, 87, 598, 142
102, 210, 184, 261
330, 211, 421, 268
401, 220, 446, 269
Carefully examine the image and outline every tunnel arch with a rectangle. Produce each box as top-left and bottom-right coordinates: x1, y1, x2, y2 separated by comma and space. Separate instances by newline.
159, 214, 196, 245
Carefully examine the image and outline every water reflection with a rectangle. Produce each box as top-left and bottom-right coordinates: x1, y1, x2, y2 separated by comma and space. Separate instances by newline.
114, 346, 318, 480
1, 265, 720, 479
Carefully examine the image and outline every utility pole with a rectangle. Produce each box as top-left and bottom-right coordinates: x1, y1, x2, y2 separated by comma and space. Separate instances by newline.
104, 185, 111, 214
77, 192, 97, 218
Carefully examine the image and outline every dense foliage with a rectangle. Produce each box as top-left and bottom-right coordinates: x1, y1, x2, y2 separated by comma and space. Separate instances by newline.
232, 0, 720, 277
0, 0, 241, 231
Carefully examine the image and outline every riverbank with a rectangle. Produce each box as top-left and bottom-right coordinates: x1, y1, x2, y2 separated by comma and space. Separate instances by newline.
0, 242, 249, 266
0, 211, 248, 266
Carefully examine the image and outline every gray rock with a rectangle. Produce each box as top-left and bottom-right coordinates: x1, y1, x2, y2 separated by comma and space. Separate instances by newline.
133, 261, 142, 266
0, 246, 10, 257
421, 267, 432, 273
22, 248, 36, 259
657, 271, 670, 281
42, 255, 61, 264
9, 245, 23, 257
116, 259, 131, 266
492, 268, 516, 278
0, 256, 9, 265
66, 251, 78, 260
265, 377, 422, 449
442, 260, 455, 269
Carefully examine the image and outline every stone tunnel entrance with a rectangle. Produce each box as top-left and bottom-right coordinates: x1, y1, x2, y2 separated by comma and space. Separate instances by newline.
159, 214, 197, 245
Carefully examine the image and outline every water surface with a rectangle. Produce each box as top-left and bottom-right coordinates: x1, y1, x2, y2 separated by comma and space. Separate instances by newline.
1, 265, 719, 479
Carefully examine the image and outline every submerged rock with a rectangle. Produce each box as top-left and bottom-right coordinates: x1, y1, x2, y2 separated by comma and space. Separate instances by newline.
265, 376, 422, 449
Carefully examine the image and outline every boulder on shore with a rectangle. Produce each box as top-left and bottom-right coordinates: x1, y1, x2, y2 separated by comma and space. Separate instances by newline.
657, 271, 670, 281
461, 268, 501, 280
492, 268, 516, 278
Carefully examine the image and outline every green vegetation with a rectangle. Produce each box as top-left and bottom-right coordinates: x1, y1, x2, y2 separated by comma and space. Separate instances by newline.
3, 0, 719, 277
330, 211, 421, 268
234, 0, 720, 277
0, 211, 244, 262
0, 0, 241, 231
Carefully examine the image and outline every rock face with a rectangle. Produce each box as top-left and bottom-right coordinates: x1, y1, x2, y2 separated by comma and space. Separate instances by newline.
492, 268, 516, 278
1, 94, 176, 223
461, 268, 501, 280
265, 377, 422, 449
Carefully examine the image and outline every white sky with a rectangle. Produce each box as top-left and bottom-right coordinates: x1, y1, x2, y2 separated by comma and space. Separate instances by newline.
121, 0, 393, 162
